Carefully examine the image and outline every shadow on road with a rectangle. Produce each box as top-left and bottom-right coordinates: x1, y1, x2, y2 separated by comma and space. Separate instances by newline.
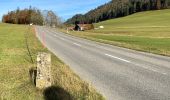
43, 86, 73, 100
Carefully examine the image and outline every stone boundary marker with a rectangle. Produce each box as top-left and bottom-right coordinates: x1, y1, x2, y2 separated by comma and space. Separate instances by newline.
36, 52, 52, 89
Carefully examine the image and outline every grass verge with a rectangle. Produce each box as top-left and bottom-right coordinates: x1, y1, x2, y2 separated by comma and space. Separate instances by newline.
0, 23, 104, 100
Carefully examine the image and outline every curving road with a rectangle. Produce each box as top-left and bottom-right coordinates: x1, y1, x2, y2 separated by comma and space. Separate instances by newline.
35, 26, 170, 100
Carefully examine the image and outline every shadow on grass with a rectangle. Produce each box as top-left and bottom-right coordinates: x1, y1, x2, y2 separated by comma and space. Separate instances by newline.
43, 86, 73, 100
29, 67, 37, 85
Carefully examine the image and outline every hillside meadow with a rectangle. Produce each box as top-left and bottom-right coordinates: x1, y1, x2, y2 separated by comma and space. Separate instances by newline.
64, 9, 170, 56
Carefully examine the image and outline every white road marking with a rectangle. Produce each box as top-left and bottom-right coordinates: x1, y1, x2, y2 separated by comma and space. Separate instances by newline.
151, 69, 167, 75
60, 37, 66, 41
53, 34, 66, 41
105, 54, 131, 63
162, 73, 167, 75
105, 54, 167, 75
150, 69, 167, 75
133, 63, 167, 75
73, 43, 82, 47
151, 69, 158, 72
133, 63, 149, 69
57, 37, 66, 41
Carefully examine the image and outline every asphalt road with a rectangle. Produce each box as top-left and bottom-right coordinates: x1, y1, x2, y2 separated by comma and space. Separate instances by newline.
35, 26, 170, 100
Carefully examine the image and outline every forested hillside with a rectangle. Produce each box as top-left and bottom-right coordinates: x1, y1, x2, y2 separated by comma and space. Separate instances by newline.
66, 0, 170, 24
2, 7, 43, 25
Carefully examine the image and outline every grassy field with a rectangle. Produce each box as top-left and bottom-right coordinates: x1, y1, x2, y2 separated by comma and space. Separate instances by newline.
0, 23, 104, 100
64, 9, 170, 56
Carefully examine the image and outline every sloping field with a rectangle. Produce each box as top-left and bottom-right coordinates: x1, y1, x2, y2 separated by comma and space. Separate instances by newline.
66, 9, 170, 56
93, 9, 170, 37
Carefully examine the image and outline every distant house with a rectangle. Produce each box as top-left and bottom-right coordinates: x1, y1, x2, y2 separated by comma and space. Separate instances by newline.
77, 24, 94, 31
74, 24, 80, 31
74, 24, 94, 31
30, 23, 33, 26
67, 24, 94, 31
67, 26, 74, 31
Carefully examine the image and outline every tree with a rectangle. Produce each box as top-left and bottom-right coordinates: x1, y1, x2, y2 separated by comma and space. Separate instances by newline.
44, 10, 60, 27
157, 0, 161, 9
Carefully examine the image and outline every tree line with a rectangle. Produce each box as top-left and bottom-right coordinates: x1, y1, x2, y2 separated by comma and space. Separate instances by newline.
2, 7, 62, 26
66, 0, 170, 24
2, 7, 44, 25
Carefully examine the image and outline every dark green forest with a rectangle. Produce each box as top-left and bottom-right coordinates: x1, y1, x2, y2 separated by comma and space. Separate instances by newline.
66, 0, 170, 24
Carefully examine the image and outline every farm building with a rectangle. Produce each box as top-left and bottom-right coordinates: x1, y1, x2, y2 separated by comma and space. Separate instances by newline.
74, 24, 94, 31
67, 24, 94, 31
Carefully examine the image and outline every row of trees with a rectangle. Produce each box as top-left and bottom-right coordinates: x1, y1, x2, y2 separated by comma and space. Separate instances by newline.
66, 0, 170, 24
2, 7, 44, 25
2, 7, 62, 27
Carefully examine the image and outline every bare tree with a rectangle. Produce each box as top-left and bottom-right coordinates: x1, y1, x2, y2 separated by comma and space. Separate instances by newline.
42, 10, 62, 27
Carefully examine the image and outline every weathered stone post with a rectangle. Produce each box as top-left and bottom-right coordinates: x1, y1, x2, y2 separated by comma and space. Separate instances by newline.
36, 52, 52, 89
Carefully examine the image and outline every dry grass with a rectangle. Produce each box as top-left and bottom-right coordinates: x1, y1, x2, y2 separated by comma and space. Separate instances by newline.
0, 23, 104, 100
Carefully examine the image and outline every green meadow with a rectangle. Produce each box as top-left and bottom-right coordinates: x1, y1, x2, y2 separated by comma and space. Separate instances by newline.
66, 9, 170, 56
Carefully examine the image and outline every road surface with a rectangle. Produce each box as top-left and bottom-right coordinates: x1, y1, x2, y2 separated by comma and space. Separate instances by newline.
35, 26, 170, 100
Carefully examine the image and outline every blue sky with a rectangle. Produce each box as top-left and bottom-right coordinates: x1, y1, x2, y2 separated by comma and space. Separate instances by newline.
0, 0, 110, 21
